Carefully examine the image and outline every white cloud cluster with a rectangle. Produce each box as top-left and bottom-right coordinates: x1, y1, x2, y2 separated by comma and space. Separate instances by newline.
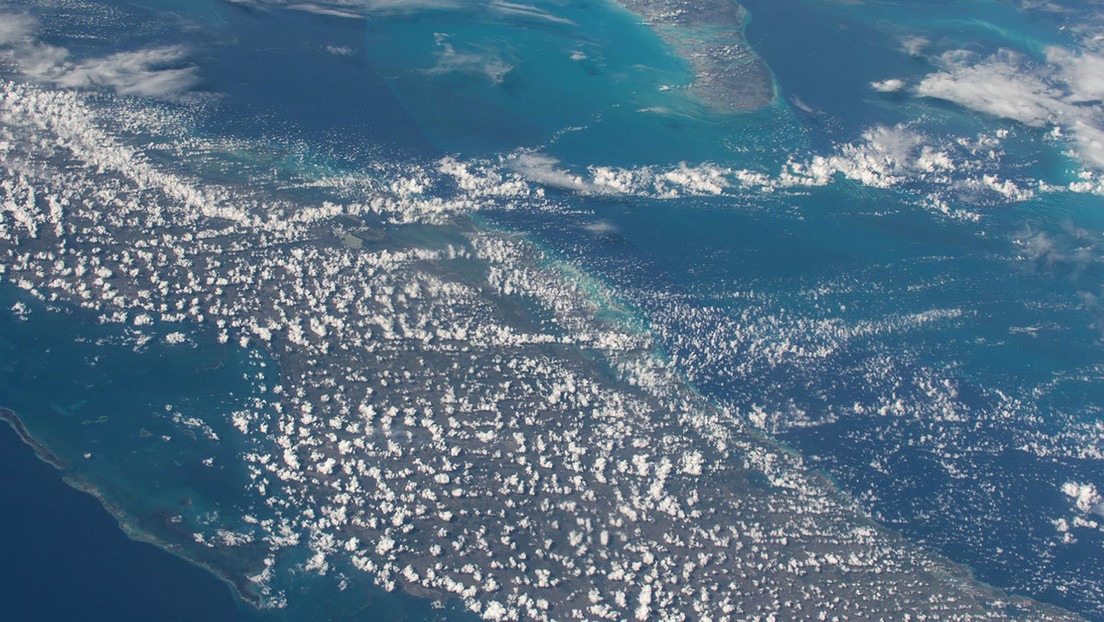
790, 125, 951, 189
589, 124, 1043, 215
1062, 481, 1104, 515
1048, 46, 1104, 103
0, 56, 1095, 621
914, 47, 1104, 170
430, 123, 1059, 222
917, 50, 1063, 127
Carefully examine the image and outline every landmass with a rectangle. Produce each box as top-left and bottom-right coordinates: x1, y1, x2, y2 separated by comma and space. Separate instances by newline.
613, 0, 776, 111
0, 407, 68, 469
0, 405, 271, 608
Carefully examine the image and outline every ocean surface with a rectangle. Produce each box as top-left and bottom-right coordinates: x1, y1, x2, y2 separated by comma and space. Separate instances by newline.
0, 408, 242, 622
1, 0, 1103, 620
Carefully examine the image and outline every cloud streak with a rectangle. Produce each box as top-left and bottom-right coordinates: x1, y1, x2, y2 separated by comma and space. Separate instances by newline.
0, 14, 199, 99
426, 35, 513, 84
44, 47, 200, 97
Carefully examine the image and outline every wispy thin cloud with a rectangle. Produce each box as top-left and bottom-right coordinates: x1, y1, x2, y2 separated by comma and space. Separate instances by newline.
425, 35, 513, 84
0, 16, 199, 99
48, 47, 200, 97
0, 12, 36, 45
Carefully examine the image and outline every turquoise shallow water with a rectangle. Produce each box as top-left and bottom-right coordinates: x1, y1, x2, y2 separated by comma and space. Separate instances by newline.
0, 285, 276, 611
0, 287, 474, 622
2, 0, 1104, 620
368, 0, 1104, 615
0, 408, 243, 622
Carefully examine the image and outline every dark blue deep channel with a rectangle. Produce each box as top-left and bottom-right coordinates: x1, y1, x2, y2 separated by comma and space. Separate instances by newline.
0, 419, 244, 622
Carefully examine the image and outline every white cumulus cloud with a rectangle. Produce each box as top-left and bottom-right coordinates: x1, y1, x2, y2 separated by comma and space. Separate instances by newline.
870, 78, 905, 93
916, 47, 1104, 170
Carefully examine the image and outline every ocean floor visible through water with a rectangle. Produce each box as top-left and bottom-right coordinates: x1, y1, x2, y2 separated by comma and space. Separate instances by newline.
1, 0, 1104, 620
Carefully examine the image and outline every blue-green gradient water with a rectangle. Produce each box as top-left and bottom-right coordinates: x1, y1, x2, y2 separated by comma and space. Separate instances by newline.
2, 0, 1104, 620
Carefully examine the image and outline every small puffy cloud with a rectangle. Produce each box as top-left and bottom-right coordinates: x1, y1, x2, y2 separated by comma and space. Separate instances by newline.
870, 78, 905, 93
581, 220, 617, 235
324, 45, 355, 56
901, 36, 929, 57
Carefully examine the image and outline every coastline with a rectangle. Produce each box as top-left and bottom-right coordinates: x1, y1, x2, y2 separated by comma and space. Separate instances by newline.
0, 407, 68, 469
0, 404, 266, 617
62, 473, 269, 611
612, 0, 776, 112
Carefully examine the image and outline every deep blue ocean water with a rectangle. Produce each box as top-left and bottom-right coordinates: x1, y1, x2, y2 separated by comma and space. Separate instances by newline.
2, 0, 1104, 620
0, 285, 267, 621
0, 414, 243, 622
